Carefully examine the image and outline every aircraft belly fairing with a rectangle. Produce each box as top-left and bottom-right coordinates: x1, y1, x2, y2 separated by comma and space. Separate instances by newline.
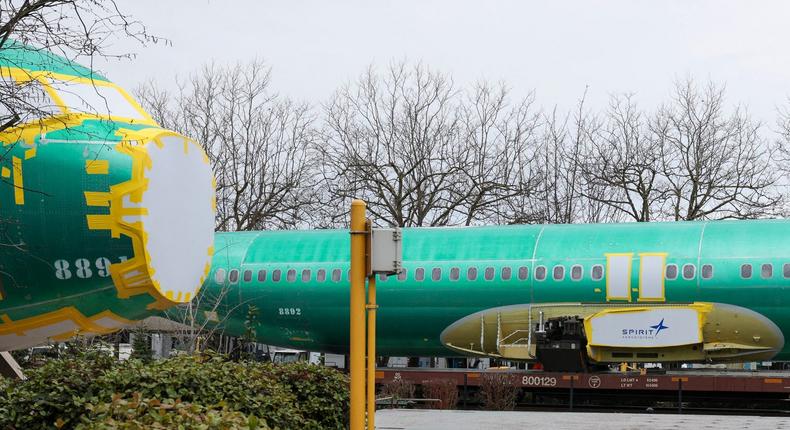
440, 302, 784, 369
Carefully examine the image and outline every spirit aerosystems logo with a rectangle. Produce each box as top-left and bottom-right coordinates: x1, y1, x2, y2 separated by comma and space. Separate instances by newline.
620, 318, 669, 340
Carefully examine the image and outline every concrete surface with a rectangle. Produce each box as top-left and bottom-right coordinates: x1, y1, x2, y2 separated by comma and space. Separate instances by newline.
375, 409, 790, 430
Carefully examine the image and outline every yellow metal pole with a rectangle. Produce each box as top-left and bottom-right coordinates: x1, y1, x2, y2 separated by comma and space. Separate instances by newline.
349, 200, 367, 430
366, 276, 377, 429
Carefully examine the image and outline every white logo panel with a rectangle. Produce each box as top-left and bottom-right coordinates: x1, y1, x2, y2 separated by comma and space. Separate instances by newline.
587, 308, 701, 348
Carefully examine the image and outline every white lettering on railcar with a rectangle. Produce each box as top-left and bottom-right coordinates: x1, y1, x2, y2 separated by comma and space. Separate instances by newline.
522, 376, 557, 387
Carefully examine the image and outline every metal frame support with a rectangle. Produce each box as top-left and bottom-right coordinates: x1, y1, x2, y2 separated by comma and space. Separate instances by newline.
350, 200, 382, 430
0, 351, 25, 380
350, 199, 399, 429
569, 375, 574, 410
562, 374, 578, 410
366, 276, 377, 429
678, 378, 683, 414
349, 200, 367, 430
671, 376, 687, 414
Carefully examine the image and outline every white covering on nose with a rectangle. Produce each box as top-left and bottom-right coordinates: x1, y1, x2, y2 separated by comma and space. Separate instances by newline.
140, 135, 215, 302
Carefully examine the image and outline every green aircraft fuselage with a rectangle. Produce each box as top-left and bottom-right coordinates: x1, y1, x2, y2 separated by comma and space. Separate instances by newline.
206, 220, 790, 361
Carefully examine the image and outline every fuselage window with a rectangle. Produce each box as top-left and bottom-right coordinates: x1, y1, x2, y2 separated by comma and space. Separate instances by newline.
228, 269, 239, 284
257, 269, 266, 282
317, 269, 326, 282
286, 269, 296, 282
591, 265, 603, 281
518, 266, 529, 281
682, 264, 695, 280
761, 263, 773, 279
243, 270, 252, 282
467, 267, 478, 281
701, 264, 713, 280
272, 269, 282, 282
784, 263, 790, 279
590, 264, 603, 281
214, 268, 226, 284
331, 269, 341, 282
397, 269, 407, 281
535, 265, 547, 281
552, 265, 565, 281
571, 265, 582, 281
665, 264, 678, 280
484, 267, 495, 281
302, 269, 311, 282
450, 267, 460, 281
432, 268, 441, 281
415, 268, 425, 281
741, 264, 752, 279
501, 267, 512, 281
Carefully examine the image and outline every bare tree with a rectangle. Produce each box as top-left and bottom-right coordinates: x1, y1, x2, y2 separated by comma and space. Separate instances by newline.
319, 62, 465, 227
136, 62, 320, 231
455, 82, 541, 225
772, 101, 790, 216
652, 79, 780, 220
775, 100, 790, 171
143, 63, 786, 230
160, 280, 250, 354
320, 62, 543, 227
580, 93, 665, 222
532, 108, 575, 223
525, 92, 602, 225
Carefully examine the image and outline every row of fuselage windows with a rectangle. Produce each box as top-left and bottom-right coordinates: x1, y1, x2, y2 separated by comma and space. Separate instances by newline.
664, 262, 790, 280
214, 262, 790, 285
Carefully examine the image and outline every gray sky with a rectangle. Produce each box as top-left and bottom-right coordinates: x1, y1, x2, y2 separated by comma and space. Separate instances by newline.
103, 0, 790, 124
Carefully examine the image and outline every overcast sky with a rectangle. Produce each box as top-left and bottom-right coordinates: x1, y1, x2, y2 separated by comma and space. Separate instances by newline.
102, 0, 790, 125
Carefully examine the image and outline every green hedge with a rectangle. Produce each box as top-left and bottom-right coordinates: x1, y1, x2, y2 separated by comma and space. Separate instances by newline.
0, 351, 348, 430
76, 396, 266, 430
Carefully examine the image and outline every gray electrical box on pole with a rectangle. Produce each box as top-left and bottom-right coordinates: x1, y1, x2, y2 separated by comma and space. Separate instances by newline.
369, 228, 403, 275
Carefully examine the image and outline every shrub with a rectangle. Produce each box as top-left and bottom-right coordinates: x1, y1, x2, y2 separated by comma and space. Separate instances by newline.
421, 379, 458, 409
479, 373, 517, 411
270, 361, 349, 429
129, 328, 153, 363
98, 354, 304, 428
0, 350, 117, 429
380, 377, 415, 407
75, 394, 268, 430
0, 351, 348, 430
